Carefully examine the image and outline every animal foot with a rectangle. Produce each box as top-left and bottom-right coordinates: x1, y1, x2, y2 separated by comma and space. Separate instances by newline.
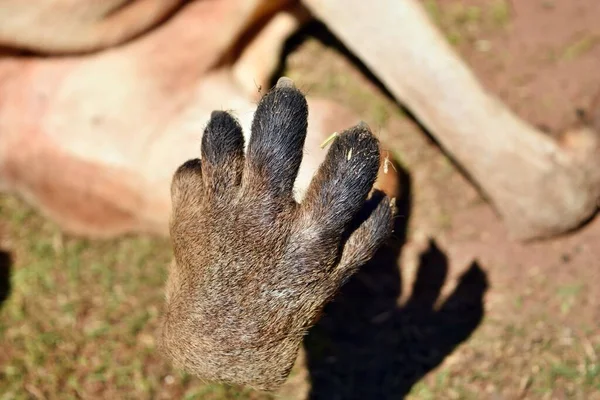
159, 77, 394, 391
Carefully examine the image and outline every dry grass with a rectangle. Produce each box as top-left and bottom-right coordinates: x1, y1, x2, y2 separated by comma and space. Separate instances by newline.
1, 2, 600, 398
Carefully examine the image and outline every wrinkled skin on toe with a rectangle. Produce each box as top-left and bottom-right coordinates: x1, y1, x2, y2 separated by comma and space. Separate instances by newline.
159, 79, 394, 391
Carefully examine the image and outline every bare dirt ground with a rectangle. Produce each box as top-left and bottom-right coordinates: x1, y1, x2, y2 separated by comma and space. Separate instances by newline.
1, 1, 599, 399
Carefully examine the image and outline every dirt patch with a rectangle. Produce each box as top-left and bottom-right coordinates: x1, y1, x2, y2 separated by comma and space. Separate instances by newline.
1, 1, 599, 399
438, 0, 600, 134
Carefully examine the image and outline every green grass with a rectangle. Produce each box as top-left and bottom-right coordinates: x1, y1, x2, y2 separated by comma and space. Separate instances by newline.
557, 283, 584, 314
0, 195, 276, 399
1, 148, 599, 398
490, 0, 511, 28
423, 0, 512, 47
561, 35, 599, 61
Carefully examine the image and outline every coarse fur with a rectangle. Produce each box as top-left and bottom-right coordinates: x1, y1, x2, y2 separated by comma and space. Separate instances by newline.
159, 78, 394, 390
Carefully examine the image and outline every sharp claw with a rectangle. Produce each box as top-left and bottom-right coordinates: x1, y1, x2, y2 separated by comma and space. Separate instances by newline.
276, 76, 295, 89
210, 110, 224, 119
357, 120, 370, 131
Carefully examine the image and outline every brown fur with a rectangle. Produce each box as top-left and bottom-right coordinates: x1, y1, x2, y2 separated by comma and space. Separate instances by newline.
0, 0, 598, 391
159, 78, 395, 390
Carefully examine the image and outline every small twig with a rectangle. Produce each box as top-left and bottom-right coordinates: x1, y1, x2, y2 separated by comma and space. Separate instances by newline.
24, 384, 46, 400
518, 374, 533, 399
253, 79, 262, 94
383, 151, 397, 174
582, 336, 598, 362
320, 132, 339, 149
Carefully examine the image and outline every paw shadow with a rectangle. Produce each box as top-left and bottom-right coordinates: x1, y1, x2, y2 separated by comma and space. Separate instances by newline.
0, 250, 12, 309
304, 169, 489, 399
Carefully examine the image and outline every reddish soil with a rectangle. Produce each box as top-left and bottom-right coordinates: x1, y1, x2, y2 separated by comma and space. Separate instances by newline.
459, 0, 600, 133
421, 0, 600, 325
287, 1, 600, 397
402, 0, 600, 396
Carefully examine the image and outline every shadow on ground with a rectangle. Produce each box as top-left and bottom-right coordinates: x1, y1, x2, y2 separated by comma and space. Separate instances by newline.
304, 167, 489, 399
0, 250, 12, 309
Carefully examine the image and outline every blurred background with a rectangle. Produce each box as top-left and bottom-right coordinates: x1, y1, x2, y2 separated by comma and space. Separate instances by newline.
1, 1, 599, 399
